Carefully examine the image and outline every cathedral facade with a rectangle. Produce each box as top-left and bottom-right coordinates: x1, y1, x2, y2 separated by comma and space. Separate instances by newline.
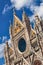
4, 11, 43, 65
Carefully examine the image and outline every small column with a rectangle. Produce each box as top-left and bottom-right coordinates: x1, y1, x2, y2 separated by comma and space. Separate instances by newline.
22, 8, 31, 37
6, 41, 11, 65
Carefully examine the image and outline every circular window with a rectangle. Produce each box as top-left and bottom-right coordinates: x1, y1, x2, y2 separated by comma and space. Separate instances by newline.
33, 60, 42, 65
18, 38, 26, 52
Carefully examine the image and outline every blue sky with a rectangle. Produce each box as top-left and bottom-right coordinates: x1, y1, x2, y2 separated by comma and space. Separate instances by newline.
0, 0, 43, 65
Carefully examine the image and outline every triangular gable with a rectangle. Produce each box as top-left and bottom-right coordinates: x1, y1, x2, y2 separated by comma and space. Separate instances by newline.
13, 15, 24, 36
14, 15, 24, 27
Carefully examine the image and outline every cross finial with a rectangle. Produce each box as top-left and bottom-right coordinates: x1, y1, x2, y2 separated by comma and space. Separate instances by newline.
22, 7, 25, 22
23, 7, 25, 15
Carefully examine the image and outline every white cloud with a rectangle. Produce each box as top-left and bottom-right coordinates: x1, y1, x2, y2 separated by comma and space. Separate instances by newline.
31, 2, 43, 17
37, 3, 43, 17
32, 3, 43, 17
11, 0, 32, 9
2, 0, 33, 14
0, 43, 5, 58
2, 0, 43, 17
29, 2, 43, 23
0, 36, 7, 42
2, 0, 43, 24
3, 64, 5, 65
2, 4, 14, 14
2, 36, 7, 42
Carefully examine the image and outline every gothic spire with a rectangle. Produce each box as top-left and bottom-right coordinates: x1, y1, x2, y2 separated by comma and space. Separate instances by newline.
13, 7, 16, 27
13, 7, 16, 15
22, 8, 25, 23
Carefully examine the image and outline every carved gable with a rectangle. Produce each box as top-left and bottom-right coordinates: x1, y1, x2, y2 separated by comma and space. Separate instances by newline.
12, 15, 24, 36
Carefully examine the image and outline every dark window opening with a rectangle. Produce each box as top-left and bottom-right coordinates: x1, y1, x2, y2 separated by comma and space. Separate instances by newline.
18, 38, 26, 52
